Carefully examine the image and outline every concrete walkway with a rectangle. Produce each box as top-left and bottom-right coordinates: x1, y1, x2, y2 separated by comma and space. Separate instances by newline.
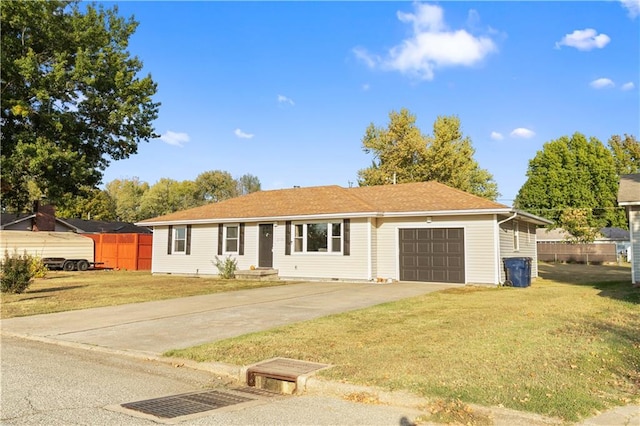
1, 280, 453, 355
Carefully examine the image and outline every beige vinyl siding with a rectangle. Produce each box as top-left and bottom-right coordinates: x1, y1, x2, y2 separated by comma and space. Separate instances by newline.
151, 224, 257, 275
630, 207, 640, 284
274, 218, 370, 280
375, 215, 498, 284
0, 230, 94, 261
499, 220, 539, 281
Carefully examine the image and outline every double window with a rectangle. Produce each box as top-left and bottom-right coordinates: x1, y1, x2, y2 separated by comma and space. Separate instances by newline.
293, 222, 342, 253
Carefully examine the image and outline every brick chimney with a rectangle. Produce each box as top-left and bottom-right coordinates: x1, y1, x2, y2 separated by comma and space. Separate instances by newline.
32, 200, 56, 232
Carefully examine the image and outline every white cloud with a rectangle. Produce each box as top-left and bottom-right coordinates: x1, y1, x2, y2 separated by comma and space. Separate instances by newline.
234, 128, 254, 139
510, 128, 535, 139
277, 94, 295, 105
620, 0, 640, 18
621, 82, 635, 91
352, 47, 378, 68
362, 83, 370, 91
354, 3, 497, 80
159, 130, 190, 147
397, 3, 446, 32
490, 131, 504, 140
555, 28, 610, 51
590, 78, 615, 89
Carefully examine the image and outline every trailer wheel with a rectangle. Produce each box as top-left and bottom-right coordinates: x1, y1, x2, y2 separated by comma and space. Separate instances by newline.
63, 260, 76, 271
77, 260, 89, 271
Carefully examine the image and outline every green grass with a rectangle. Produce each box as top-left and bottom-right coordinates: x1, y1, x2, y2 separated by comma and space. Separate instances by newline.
165, 263, 640, 422
1, 270, 299, 318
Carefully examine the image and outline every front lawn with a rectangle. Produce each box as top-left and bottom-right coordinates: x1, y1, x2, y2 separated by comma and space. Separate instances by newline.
1, 270, 298, 318
165, 263, 640, 422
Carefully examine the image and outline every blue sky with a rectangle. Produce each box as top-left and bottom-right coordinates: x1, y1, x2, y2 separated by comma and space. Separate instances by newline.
101, 1, 640, 205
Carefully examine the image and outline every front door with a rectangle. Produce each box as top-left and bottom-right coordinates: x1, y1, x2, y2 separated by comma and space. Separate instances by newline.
259, 224, 274, 268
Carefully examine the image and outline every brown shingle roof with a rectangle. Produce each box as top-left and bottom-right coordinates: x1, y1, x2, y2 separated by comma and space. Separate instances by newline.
138, 181, 509, 224
348, 181, 506, 212
618, 173, 640, 204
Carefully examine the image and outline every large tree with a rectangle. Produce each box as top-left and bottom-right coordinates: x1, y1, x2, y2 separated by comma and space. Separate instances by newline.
357, 109, 498, 200
1, 1, 159, 212
424, 115, 499, 200
515, 132, 626, 229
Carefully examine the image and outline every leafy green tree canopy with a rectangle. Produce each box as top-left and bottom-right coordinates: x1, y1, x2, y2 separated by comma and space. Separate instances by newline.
1, 1, 159, 212
56, 187, 117, 221
357, 109, 498, 200
105, 177, 149, 222
515, 132, 626, 229
139, 178, 202, 219
194, 170, 239, 203
236, 173, 262, 196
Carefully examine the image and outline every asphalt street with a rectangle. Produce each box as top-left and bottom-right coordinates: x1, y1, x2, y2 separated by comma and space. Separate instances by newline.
1, 336, 426, 425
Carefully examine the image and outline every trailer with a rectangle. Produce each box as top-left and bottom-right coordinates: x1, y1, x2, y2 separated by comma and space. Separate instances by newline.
0, 230, 97, 271
41, 257, 101, 271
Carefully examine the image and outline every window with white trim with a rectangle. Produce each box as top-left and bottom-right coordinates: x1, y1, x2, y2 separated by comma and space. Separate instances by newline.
293, 222, 342, 253
225, 225, 238, 253
174, 226, 186, 253
513, 220, 520, 251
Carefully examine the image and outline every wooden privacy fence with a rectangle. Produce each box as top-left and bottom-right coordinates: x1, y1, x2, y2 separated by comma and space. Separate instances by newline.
87, 233, 152, 270
537, 242, 617, 264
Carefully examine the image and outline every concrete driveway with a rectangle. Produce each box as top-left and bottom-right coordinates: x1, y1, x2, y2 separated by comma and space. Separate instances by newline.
1, 281, 454, 356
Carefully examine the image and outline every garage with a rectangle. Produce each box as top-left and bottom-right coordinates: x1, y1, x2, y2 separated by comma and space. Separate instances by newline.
399, 228, 465, 283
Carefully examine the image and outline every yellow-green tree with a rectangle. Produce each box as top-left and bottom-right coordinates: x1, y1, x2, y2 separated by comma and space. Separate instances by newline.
357, 109, 498, 200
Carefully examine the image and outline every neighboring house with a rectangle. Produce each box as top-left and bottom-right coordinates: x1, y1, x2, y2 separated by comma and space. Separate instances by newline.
618, 173, 640, 285
1, 203, 73, 232
62, 218, 152, 234
1, 206, 151, 235
536, 227, 630, 264
137, 181, 551, 285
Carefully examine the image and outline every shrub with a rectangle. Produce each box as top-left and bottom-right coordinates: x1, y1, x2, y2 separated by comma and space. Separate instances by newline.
30, 256, 48, 279
213, 255, 238, 279
1, 250, 36, 294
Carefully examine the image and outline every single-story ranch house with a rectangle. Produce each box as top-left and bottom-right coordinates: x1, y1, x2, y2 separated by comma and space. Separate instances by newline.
137, 181, 552, 285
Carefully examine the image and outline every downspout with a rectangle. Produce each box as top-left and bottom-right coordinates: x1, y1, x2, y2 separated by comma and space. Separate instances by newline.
496, 212, 518, 285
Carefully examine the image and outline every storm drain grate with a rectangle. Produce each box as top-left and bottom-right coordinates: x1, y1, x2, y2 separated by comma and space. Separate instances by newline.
121, 389, 253, 419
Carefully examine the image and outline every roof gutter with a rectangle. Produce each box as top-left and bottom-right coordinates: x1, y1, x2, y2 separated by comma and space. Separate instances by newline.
497, 212, 518, 225
137, 208, 521, 227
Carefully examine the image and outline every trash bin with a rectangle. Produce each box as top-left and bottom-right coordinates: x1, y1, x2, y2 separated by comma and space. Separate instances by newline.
503, 257, 532, 287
